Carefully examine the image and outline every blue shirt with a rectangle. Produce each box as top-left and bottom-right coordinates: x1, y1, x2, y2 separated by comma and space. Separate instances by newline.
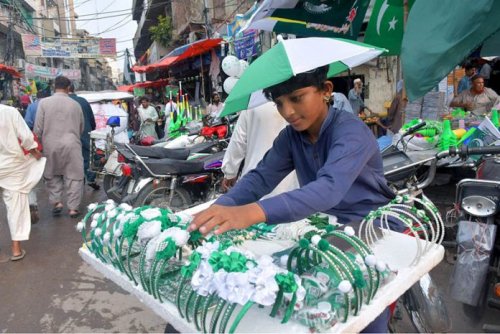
457, 76, 471, 94
216, 107, 395, 224
24, 100, 40, 130
332, 92, 353, 113
70, 94, 96, 152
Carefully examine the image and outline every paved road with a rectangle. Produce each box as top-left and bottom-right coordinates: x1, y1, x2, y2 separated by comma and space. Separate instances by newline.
0, 176, 498, 332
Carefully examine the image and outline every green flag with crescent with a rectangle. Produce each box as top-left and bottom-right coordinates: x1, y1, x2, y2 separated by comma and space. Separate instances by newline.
364, 0, 414, 55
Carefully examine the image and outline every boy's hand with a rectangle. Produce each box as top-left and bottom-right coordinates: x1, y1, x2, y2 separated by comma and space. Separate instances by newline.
188, 203, 266, 235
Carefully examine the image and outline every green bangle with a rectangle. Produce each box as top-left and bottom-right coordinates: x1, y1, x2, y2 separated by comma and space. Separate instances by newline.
229, 301, 254, 333
201, 294, 215, 333
184, 289, 197, 323
137, 244, 150, 293
210, 298, 227, 333
175, 279, 189, 318
192, 294, 205, 331
220, 302, 237, 333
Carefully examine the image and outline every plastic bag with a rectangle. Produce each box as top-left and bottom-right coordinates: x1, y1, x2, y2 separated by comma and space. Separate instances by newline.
449, 220, 497, 306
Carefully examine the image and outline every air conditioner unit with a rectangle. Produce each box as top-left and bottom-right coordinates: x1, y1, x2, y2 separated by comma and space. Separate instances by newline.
17, 59, 25, 68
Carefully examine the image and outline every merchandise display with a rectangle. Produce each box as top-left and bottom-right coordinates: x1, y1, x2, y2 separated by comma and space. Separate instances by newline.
77, 196, 444, 333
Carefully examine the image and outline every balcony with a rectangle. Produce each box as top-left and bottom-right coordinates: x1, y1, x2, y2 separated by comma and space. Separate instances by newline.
134, 0, 166, 58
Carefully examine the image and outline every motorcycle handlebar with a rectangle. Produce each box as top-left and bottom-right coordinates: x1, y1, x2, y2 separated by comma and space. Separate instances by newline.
402, 121, 427, 137
447, 145, 500, 159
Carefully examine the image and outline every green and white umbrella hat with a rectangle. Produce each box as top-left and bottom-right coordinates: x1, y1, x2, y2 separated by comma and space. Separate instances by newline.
220, 37, 386, 116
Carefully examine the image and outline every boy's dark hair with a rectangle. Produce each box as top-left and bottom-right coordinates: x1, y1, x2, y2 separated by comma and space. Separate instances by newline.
54, 76, 71, 89
139, 96, 149, 103
212, 92, 220, 99
464, 63, 476, 71
263, 65, 329, 100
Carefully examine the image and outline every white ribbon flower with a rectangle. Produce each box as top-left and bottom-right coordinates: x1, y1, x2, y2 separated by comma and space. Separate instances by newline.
250, 266, 280, 306
195, 241, 220, 259
107, 209, 118, 219
140, 208, 162, 221
90, 220, 98, 229
103, 232, 111, 244
87, 203, 98, 211
175, 212, 193, 225
137, 220, 162, 242
162, 227, 190, 247
223, 272, 254, 305
119, 203, 133, 211
76, 222, 84, 232
191, 261, 216, 296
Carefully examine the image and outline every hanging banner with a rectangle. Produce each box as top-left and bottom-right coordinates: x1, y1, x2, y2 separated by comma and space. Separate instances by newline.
227, 2, 259, 38
21, 34, 116, 58
234, 30, 260, 60
24, 62, 81, 80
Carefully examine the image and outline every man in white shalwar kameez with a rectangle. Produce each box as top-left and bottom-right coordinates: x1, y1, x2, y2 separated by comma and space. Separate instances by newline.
221, 102, 298, 197
0, 104, 45, 260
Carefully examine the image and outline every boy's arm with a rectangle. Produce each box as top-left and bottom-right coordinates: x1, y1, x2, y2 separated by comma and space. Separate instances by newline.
259, 123, 377, 224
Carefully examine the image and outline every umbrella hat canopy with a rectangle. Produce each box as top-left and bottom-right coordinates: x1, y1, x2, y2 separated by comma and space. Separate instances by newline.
220, 37, 386, 116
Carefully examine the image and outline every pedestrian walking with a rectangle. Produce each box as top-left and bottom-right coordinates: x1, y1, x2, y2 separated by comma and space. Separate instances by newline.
137, 96, 159, 140
34, 76, 84, 218
0, 104, 45, 261
68, 84, 99, 191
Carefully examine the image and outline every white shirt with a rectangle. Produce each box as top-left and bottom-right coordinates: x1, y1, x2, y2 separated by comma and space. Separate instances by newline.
221, 102, 298, 197
0, 105, 45, 192
206, 102, 225, 118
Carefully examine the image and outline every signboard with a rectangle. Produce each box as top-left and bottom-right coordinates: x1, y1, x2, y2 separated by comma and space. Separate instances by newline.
24, 62, 81, 80
133, 87, 145, 97
21, 34, 116, 58
234, 30, 260, 60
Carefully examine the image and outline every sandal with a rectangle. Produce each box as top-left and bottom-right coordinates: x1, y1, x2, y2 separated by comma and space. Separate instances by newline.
11, 249, 26, 261
69, 210, 80, 218
52, 206, 63, 216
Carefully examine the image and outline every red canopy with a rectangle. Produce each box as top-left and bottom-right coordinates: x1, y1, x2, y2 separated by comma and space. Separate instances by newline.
132, 38, 222, 74
0, 64, 22, 78
117, 84, 134, 92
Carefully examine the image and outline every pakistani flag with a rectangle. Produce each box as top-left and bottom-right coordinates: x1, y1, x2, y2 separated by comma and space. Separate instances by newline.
243, 0, 371, 39
402, 0, 500, 101
364, 0, 414, 55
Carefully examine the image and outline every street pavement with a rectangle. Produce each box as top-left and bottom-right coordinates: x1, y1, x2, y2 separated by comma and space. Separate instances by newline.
0, 175, 498, 332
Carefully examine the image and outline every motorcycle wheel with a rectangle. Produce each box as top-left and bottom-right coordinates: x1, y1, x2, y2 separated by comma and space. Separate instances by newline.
103, 174, 122, 202
134, 182, 192, 212
403, 273, 451, 333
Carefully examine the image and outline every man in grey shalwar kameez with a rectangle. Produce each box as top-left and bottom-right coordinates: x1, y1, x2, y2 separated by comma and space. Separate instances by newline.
34, 76, 84, 218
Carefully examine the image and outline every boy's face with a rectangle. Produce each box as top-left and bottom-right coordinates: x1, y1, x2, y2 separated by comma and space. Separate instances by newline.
141, 100, 149, 108
274, 82, 332, 132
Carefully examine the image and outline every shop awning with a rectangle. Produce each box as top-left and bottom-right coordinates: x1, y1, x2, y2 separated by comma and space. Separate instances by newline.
117, 84, 134, 92
0, 64, 22, 78
132, 38, 222, 73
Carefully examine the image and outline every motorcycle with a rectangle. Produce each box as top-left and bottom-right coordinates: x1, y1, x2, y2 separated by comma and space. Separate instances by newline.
445, 145, 500, 332
117, 142, 226, 211
382, 121, 451, 333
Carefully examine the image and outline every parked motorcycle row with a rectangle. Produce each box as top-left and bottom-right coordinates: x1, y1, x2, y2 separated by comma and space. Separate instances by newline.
89, 115, 236, 212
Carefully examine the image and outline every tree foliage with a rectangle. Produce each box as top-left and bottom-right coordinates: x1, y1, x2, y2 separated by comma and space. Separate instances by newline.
149, 15, 173, 48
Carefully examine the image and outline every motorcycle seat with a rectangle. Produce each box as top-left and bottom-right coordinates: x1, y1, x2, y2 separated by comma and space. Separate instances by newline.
128, 144, 190, 160
142, 153, 224, 175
